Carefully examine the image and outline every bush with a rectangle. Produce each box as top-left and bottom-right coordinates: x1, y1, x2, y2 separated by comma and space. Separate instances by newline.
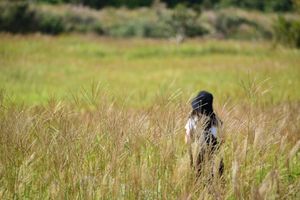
214, 13, 271, 39
0, 2, 295, 40
0, 2, 104, 35
169, 4, 208, 37
61, 11, 103, 33
219, 0, 294, 11
0, 2, 36, 33
103, 5, 209, 38
264, 0, 294, 12
35, 11, 65, 34
0, 2, 64, 34
33, 0, 297, 11
273, 16, 300, 48
215, 14, 246, 36
105, 18, 174, 38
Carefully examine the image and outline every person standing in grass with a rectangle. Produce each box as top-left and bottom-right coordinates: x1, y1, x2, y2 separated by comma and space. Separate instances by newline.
185, 91, 224, 178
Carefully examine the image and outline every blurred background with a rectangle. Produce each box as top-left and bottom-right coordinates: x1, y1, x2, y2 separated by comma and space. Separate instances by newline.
1, 0, 299, 41
0, 0, 299, 106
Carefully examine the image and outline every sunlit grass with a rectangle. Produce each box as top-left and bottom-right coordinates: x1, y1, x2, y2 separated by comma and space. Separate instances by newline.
0, 34, 299, 107
0, 34, 299, 199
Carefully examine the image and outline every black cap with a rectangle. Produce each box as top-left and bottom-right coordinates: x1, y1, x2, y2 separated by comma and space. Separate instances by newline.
191, 90, 213, 115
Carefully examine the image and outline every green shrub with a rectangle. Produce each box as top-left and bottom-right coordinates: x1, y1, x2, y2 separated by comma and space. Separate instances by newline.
0, 2, 296, 40
0, 2, 104, 35
264, 0, 294, 12
35, 11, 65, 34
209, 0, 294, 11
169, 4, 208, 37
107, 22, 138, 37
0, 2, 64, 34
105, 18, 174, 38
0, 2, 36, 33
32, 0, 297, 11
103, 5, 209, 39
273, 16, 300, 48
61, 11, 103, 33
214, 13, 270, 39
145, 21, 175, 38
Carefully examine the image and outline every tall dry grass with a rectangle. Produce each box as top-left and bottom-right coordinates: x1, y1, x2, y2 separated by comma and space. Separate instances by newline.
0, 83, 299, 199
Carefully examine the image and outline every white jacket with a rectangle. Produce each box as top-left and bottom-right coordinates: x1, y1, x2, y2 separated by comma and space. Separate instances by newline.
184, 116, 218, 144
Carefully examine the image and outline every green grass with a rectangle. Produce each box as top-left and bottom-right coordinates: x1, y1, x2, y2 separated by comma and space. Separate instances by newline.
0, 34, 300, 199
0, 34, 299, 107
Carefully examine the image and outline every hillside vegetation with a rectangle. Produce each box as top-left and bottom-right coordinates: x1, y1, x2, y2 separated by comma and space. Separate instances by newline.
1, 2, 299, 39
35, 0, 297, 11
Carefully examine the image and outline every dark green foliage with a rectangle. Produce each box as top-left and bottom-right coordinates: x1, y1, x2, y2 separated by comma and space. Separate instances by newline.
164, 0, 294, 11
273, 16, 300, 48
169, 4, 208, 37
0, 2, 104, 35
0, 2, 208, 38
219, 0, 294, 11
264, 0, 294, 12
0, 2, 37, 33
106, 19, 175, 38
107, 21, 146, 37
104, 7, 208, 39
33, 0, 296, 11
219, 0, 263, 10
37, 0, 153, 9
37, 14, 64, 34
214, 13, 271, 39
61, 11, 103, 33
99, 3, 208, 38
0, 2, 64, 34
163, 0, 220, 9
0, 2, 290, 41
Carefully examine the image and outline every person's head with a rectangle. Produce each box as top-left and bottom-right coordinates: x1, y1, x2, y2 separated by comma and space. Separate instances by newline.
191, 90, 214, 116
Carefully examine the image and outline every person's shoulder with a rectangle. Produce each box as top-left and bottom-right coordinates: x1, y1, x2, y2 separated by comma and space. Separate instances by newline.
212, 113, 222, 127
185, 115, 198, 130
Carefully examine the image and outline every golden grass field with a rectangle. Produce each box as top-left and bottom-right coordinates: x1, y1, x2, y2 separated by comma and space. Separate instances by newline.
0, 34, 299, 199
